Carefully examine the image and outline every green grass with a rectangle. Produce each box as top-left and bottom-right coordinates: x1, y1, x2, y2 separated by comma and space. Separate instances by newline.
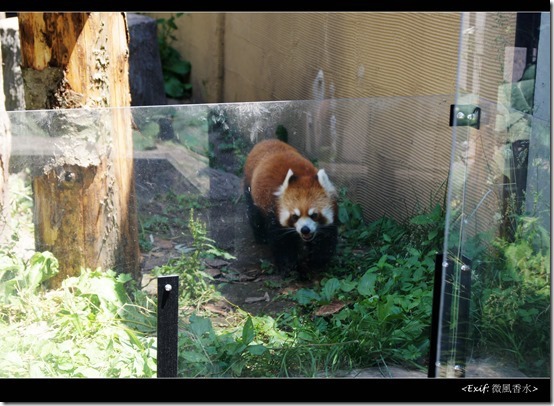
0, 172, 549, 378
0, 254, 157, 378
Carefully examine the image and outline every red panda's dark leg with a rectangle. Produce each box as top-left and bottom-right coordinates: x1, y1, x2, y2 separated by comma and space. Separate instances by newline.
270, 238, 299, 276
306, 225, 338, 270
244, 185, 268, 243
266, 215, 301, 276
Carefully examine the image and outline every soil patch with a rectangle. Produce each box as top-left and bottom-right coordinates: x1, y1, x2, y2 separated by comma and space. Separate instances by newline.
133, 141, 525, 379
135, 154, 320, 319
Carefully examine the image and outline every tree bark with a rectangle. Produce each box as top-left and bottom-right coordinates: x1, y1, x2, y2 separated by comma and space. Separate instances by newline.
18, 12, 141, 288
0, 36, 11, 244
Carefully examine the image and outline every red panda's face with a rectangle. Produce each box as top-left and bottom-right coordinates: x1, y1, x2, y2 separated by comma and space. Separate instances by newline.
274, 169, 336, 242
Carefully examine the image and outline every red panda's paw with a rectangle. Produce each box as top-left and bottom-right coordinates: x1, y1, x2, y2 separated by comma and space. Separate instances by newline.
274, 255, 298, 277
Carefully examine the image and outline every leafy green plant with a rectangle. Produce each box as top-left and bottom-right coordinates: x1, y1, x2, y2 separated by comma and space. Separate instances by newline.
274, 211, 439, 374
337, 188, 364, 231
0, 253, 157, 378
176, 313, 281, 377
141, 213, 171, 234
156, 13, 192, 99
161, 191, 211, 213
471, 213, 550, 376
151, 209, 235, 306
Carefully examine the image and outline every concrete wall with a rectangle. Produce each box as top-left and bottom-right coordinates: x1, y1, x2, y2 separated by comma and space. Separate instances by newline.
148, 13, 224, 104
148, 12, 462, 104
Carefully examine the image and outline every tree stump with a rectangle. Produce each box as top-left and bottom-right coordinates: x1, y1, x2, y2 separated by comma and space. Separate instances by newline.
18, 12, 141, 288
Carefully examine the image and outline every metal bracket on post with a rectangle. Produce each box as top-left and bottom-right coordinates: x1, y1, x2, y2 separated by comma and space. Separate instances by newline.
157, 275, 179, 378
449, 104, 481, 129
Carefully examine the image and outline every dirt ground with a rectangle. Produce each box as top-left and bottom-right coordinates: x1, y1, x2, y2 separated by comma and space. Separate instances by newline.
135, 154, 318, 318
132, 152, 432, 378
132, 143, 528, 379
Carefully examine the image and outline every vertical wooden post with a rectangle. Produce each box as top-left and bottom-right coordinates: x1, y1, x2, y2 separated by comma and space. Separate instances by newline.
157, 275, 179, 378
18, 12, 141, 287
0, 38, 11, 244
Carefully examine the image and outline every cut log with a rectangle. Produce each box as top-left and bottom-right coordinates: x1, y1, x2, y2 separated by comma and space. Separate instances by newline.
18, 12, 141, 288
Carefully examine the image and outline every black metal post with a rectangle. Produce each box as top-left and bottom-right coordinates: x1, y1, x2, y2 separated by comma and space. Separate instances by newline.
428, 253, 472, 378
454, 259, 472, 377
428, 253, 446, 377
157, 275, 179, 378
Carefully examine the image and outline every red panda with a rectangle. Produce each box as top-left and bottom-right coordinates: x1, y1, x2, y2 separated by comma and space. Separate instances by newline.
243, 139, 338, 278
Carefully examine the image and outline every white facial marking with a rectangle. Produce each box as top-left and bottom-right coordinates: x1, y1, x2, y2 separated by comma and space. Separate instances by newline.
274, 169, 295, 197
295, 217, 317, 236
321, 206, 334, 224
279, 209, 289, 227
317, 169, 337, 196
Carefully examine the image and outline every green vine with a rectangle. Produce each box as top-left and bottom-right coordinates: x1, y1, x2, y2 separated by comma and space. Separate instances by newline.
156, 13, 192, 99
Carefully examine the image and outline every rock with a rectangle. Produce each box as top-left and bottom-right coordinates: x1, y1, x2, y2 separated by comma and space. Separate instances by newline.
127, 13, 167, 106
0, 16, 25, 110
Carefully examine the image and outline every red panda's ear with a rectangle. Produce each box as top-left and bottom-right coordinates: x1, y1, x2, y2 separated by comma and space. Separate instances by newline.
274, 169, 295, 196
317, 169, 337, 197
283, 168, 295, 185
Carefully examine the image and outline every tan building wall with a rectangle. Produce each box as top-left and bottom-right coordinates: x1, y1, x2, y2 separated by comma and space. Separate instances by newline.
146, 13, 224, 103
148, 12, 462, 103
146, 12, 519, 225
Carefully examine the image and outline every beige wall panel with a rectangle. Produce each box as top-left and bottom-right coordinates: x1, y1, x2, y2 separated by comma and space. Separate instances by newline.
148, 12, 462, 103
145, 12, 469, 223
308, 95, 454, 223
222, 12, 461, 102
148, 12, 224, 103
144, 11, 465, 222
457, 13, 518, 102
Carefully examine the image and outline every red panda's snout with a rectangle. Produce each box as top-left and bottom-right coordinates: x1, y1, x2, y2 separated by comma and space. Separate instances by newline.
287, 209, 326, 242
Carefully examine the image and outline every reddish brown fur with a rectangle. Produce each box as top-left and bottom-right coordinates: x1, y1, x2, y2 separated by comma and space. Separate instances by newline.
244, 139, 322, 215
244, 139, 339, 276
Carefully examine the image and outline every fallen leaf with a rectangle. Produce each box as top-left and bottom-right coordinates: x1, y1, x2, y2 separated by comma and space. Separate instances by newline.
244, 292, 270, 303
281, 286, 299, 295
314, 300, 347, 317
203, 303, 231, 316
154, 238, 174, 249
243, 268, 261, 277
204, 258, 230, 268
204, 268, 222, 278
239, 273, 257, 282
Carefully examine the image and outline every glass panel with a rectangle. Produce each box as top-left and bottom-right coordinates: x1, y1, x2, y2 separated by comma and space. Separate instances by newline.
438, 12, 550, 377
1, 14, 549, 381
2, 94, 455, 378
